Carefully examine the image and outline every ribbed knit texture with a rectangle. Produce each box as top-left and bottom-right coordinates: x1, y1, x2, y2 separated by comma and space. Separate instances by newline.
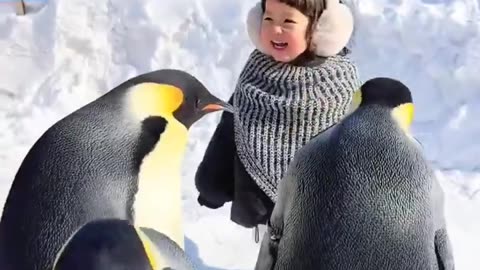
233, 49, 361, 202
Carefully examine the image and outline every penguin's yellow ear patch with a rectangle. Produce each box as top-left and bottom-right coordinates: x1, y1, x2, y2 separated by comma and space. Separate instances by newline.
347, 88, 362, 113
391, 102, 414, 133
352, 89, 362, 107
129, 83, 184, 121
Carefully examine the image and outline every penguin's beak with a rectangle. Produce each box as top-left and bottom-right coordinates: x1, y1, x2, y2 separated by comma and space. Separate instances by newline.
200, 96, 235, 113
202, 102, 235, 113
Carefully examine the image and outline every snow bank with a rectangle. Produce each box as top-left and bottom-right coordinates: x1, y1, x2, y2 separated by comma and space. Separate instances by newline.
347, 0, 480, 171
0, 0, 479, 269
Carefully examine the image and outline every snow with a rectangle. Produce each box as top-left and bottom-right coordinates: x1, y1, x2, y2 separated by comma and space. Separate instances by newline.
0, 0, 479, 269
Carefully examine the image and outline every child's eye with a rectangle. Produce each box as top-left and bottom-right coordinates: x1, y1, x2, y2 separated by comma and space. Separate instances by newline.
263, 17, 273, 21
284, 19, 296, 24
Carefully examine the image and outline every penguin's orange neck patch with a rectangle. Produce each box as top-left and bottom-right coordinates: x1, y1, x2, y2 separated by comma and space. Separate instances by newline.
133, 117, 187, 250
128, 83, 184, 121
128, 82, 187, 250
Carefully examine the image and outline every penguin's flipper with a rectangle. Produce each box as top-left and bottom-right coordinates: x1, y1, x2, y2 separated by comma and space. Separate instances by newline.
254, 228, 278, 270
139, 227, 195, 270
434, 228, 455, 270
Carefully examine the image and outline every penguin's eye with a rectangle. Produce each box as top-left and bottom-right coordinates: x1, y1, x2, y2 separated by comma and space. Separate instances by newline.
270, 233, 280, 242
268, 219, 282, 242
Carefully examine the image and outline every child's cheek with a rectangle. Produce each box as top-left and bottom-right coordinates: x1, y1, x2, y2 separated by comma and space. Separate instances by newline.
286, 33, 308, 56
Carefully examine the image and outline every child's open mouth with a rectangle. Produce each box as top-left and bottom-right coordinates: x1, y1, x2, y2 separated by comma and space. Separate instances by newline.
271, 40, 288, 50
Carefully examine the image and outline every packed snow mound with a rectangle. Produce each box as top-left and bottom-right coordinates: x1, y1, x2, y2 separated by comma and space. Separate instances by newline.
0, 0, 479, 269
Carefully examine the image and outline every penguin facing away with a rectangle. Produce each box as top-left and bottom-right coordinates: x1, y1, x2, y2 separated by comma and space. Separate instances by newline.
254, 78, 455, 270
52, 218, 195, 270
0, 69, 233, 270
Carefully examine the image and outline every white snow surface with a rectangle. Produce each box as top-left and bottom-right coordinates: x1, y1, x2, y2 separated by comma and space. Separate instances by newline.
0, 0, 479, 269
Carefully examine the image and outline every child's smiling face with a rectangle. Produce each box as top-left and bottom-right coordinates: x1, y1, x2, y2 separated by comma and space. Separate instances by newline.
260, 0, 310, 62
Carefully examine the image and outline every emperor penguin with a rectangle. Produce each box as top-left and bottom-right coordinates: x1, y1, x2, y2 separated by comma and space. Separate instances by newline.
52, 218, 195, 270
0, 69, 233, 270
254, 78, 455, 270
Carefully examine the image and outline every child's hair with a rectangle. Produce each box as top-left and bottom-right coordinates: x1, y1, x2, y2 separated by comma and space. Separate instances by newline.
260, 0, 350, 62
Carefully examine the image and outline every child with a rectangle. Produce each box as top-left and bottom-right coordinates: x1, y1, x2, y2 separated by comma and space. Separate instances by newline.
195, 0, 361, 235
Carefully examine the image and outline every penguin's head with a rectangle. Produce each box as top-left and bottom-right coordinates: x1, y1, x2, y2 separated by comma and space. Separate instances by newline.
52, 219, 194, 270
350, 77, 414, 133
52, 219, 157, 270
127, 69, 235, 129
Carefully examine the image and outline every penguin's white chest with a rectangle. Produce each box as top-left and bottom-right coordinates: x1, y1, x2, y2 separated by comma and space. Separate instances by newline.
133, 120, 188, 249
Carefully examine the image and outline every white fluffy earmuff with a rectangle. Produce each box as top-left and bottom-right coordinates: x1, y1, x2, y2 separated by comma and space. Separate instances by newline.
246, 0, 354, 57
246, 2, 268, 54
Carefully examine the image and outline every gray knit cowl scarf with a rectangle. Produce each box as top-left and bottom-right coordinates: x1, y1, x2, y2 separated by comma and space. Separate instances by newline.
233, 49, 361, 202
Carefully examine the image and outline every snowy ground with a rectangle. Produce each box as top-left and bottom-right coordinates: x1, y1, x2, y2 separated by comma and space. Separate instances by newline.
0, 0, 479, 269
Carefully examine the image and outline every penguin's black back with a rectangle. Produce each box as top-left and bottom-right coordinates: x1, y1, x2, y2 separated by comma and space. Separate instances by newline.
0, 89, 168, 270
275, 106, 437, 269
